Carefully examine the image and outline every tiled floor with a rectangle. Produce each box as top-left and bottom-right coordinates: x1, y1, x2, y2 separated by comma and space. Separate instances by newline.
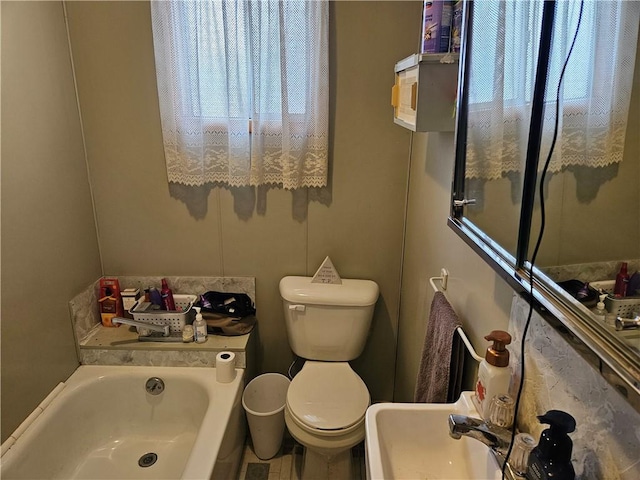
238, 436, 366, 480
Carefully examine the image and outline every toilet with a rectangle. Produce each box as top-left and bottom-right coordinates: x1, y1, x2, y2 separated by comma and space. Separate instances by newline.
279, 276, 379, 480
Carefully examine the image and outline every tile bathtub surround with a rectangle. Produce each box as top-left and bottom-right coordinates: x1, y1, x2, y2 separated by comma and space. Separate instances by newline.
69, 276, 255, 367
69, 276, 255, 344
509, 294, 640, 479
541, 259, 640, 284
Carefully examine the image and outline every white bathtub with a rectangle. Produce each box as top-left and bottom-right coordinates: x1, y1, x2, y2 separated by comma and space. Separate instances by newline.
1, 365, 246, 480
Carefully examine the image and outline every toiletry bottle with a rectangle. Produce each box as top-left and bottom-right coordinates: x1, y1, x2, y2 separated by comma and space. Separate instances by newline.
592, 294, 608, 321
627, 271, 640, 297
614, 262, 629, 298
193, 307, 207, 343
527, 410, 576, 480
149, 287, 162, 308
475, 330, 512, 420
182, 324, 194, 343
160, 278, 176, 311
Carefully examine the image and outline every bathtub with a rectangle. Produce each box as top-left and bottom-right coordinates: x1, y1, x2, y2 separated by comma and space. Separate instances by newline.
1, 365, 246, 480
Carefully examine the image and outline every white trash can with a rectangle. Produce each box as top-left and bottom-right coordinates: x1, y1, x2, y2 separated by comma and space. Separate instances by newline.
242, 373, 291, 460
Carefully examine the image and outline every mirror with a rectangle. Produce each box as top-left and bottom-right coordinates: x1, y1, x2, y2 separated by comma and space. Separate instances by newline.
450, 0, 640, 409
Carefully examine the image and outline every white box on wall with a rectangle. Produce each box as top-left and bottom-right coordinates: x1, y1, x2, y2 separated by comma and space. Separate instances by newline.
392, 53, 459, 132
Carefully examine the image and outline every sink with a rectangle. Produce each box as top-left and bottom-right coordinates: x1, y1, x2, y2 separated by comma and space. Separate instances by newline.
365, 392, 501, 480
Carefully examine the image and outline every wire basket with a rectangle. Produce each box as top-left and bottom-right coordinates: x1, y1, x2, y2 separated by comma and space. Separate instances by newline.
129, 294, 197, 333
590, 280, 640, 318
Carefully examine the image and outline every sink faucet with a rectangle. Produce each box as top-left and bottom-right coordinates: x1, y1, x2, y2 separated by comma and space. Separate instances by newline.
449, 414, 512, 456
112, 317, 171, 337
449, 414, 519, 479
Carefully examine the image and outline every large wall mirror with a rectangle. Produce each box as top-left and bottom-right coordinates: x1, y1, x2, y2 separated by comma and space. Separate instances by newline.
449, 0, 640, 409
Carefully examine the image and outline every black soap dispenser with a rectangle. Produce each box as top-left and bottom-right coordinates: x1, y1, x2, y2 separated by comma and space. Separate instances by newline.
527, 410, 576, 480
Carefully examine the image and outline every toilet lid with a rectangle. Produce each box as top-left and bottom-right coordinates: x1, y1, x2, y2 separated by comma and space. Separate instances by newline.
287, 362, 370, 431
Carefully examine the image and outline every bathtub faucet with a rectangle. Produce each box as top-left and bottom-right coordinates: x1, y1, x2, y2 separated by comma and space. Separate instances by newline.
112, 317, 171, 337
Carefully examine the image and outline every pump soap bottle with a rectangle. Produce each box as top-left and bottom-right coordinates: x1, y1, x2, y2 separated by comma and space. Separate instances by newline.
193, 307, 207, 343
592, 294, 608, 321
527, 410, 576, 480
475, 330, 512, 420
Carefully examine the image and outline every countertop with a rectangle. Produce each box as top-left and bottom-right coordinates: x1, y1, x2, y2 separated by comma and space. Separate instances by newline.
80, 324, 252, 352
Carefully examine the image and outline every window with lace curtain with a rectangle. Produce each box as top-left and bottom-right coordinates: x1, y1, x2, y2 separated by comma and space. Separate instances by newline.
150, 0, 329, 189
465, 0, 639, 180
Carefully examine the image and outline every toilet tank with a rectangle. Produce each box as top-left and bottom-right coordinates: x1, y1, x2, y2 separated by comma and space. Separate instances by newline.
279, 276, 379, 361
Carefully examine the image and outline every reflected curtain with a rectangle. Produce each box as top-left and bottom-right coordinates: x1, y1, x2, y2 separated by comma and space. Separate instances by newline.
465, 0, 640, 180
151, 0, 329, 189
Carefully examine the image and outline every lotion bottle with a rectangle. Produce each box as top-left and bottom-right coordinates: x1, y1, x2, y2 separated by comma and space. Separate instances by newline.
475, 330, 512, 420
193, 307, 207, 343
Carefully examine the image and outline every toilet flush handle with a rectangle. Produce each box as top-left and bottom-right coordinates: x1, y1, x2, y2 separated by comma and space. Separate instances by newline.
289, 304, 306, 312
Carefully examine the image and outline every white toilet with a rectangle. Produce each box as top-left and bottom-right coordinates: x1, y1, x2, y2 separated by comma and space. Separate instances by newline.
279, 276, 379, 480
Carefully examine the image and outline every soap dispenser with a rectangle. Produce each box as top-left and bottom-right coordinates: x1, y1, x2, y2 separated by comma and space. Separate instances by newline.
193, 307, 207, 343
527, 410, 576, 480
475, 330, 512, 420
592, 294, 608, 321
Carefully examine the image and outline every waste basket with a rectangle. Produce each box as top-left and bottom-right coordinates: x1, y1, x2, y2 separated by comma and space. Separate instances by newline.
242, 373, 291, 460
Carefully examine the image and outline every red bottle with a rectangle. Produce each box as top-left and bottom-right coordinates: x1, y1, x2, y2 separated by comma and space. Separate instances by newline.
614, 263, 629, 298
160, 278, 176, 310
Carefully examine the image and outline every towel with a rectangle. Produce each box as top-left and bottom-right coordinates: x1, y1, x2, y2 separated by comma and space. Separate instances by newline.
414, 291, 464, 403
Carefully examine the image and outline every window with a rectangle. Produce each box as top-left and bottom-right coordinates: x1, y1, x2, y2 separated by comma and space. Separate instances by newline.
151, 0, 329, 189
465, 0, 639, 180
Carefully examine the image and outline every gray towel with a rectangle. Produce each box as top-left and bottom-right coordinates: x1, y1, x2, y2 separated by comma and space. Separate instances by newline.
414, 291, 464, 403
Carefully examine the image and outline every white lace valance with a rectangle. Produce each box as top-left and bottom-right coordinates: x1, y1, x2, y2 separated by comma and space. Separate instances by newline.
466, 0, 639, 180
151, 0, 329, 189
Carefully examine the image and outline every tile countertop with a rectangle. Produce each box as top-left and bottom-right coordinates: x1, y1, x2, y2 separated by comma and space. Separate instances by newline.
80, 323, 252, 352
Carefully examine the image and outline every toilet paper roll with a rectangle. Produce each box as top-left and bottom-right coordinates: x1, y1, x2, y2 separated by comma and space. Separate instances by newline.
216, 351, 237, 383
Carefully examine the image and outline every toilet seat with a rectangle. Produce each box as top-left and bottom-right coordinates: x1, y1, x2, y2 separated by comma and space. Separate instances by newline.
286, 361, 370, 434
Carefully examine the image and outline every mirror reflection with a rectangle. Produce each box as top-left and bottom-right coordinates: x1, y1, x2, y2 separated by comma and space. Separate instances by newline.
458, 2, 640, 356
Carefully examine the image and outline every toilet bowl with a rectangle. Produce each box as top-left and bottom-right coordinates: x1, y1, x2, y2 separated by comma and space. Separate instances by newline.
279, 276, 379, 480
284, 361, 370, 479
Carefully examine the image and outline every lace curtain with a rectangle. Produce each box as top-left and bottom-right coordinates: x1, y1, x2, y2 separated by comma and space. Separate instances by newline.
151, 0, 329, 189
466, 0, 639, 180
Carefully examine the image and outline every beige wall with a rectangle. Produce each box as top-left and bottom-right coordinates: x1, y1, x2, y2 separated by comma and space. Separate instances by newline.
64, 0, 422, 401
394, 132, 514, 401
1, 1, 102, 440
2, 0, 636, 450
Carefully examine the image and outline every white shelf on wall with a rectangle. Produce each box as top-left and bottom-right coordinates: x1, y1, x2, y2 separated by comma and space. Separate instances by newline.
391, 53, 459, 132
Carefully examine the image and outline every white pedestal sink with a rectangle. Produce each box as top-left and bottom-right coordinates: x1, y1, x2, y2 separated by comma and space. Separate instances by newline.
365, 392, 502, 480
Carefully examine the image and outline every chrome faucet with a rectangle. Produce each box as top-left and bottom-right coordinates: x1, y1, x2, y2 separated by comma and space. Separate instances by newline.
112, 317, 171, 337
615, 313, 640, 331
449, 414, 519, 479
449, 414, 512, 456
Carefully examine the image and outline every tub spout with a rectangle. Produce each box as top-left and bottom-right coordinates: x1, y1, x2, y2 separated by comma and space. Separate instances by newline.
112, 317, 170, 337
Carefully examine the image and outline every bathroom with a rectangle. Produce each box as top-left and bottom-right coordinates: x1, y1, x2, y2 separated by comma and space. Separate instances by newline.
2, 1, 639, 479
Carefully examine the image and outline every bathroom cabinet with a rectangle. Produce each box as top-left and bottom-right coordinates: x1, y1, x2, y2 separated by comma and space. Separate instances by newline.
391, 53, 459, 132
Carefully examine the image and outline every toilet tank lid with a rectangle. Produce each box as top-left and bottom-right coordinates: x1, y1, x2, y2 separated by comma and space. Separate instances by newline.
279, 276, 379, 306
